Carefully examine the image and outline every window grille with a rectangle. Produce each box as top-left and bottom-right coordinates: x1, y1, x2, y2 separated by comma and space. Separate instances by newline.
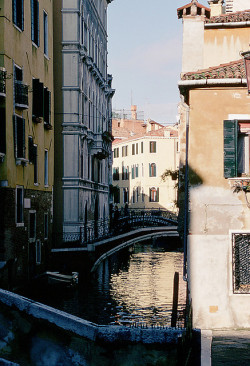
232, 233, 250, 294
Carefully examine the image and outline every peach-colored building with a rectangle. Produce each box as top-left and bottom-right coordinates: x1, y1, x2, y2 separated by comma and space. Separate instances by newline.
178, 0, 250, 330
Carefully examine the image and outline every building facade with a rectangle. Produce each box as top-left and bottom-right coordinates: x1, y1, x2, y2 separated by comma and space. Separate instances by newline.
178, 0, 250, 329
112, 110, 179, 212
53, 0, 114, 244
0, 0, 54, 288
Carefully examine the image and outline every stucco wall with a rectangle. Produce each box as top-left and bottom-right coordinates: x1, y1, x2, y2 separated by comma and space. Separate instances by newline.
204, 27, 250, 69
188, 234, 250, 329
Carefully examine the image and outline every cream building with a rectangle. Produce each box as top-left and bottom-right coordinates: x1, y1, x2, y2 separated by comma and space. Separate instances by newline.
112, 114, 179, 213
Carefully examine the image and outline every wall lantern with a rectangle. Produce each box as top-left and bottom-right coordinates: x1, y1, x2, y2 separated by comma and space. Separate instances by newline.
242, 51, 250, 93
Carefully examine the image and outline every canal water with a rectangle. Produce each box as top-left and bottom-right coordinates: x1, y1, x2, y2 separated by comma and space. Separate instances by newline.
22, 240, 186, 327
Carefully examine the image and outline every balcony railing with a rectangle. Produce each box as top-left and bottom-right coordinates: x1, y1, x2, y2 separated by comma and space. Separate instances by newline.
0, 68, 6, 97
15, 80, 28, 108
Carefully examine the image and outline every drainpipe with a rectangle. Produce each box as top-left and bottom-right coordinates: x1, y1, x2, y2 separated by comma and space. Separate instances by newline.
183, 103, 190, 280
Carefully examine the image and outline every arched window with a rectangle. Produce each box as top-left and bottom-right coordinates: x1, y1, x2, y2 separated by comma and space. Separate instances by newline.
149, 187, 159, 202
149, 163, 156, 177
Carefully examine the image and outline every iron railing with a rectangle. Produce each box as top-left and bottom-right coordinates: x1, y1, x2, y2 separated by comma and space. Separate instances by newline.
232, 233, 250, 294
15, 80, 28, 108
56, 209, 178, 247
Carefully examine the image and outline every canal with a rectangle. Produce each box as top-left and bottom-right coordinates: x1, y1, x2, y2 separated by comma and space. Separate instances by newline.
22, 239, 187, 328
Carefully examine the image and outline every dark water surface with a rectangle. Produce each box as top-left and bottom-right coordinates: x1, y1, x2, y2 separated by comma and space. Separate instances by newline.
22, 241, 186, 327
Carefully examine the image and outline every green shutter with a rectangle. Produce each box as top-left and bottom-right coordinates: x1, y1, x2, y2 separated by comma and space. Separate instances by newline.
224, 120, 238, 178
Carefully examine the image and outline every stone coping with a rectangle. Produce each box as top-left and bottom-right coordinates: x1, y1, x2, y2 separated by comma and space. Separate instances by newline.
0, 289, 184, 345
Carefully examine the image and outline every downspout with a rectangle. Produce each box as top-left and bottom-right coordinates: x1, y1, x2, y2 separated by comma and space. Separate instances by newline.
183, 102, 190, 280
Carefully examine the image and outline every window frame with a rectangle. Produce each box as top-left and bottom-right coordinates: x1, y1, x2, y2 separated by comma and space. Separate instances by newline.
149, 187, 159, 202
31, 0, 40, 47
149, 141, 156, 153
43, 10, 48, 57
16, 186, 24, 226
29, 210, 36, 242
224, 119, 250, 178
13, 0, 24, 31
44, 149, 48, 186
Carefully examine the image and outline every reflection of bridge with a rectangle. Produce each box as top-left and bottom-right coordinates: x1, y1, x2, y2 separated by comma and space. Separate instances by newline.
51, 209, 179, 277
57, 209, 178, 248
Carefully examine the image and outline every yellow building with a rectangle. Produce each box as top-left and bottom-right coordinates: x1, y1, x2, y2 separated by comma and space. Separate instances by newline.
178, 0, 250, 329
0, 0, 54, 288
112, 111, 179, 213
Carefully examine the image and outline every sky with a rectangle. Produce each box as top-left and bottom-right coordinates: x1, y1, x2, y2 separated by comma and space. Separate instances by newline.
107, 0, 208, 124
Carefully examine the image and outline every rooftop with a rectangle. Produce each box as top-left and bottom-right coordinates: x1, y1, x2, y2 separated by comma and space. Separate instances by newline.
206, 9, 250, 23
181, 59, 245, 80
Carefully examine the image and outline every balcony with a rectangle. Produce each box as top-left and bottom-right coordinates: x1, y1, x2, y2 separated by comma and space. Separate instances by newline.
15, 81, 28, 109
90, 133, 110, 160
0, 68, 6, 98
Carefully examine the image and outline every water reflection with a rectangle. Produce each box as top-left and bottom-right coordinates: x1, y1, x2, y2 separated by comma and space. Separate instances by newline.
95, 243, 186, 326
20, 240, 186, 327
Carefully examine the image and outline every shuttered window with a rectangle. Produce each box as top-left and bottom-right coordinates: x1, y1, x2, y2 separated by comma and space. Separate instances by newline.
13, 115, 25, 159
224, 120, 238, 178
0, 108, 6, 154
13, 0, 24, 31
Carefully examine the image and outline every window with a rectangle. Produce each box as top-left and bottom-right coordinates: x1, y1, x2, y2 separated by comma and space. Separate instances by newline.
149, 187, 159, 202
29, 211, 36, 241
43, 11, 48, 56
141, 141, 143, 153
113, 187, 120, 204
232, 233, 250, 294
123, 187, 129, 204
149, 163, 157, 177
224, 120, 250, 178
132, 144, 135, 155
16, 186, 24, 224
44, 150, 48, 186
136, 143, 138, 154
113, 167, 119, 181
44, 213, 48, 239
13, 115, 25, 159
131, 165, 135, 179
135, 164, 139, 178
122, 145, 128, 157
14, 66, 28, 108
36, 239, 41, 264
122, 165, 129, 180
13, 0, 24, 30
0, 108, 6, 155
150, 141, 156, 153
33, 145, 38, 184
31, 0, 39, 47
114, 147, 119, 158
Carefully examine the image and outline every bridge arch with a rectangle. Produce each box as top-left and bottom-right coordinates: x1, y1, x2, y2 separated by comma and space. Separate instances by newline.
90, 230, 179, 273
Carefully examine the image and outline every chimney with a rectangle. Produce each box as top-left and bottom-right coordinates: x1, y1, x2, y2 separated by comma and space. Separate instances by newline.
208, 0, 224, 17
131, 105, 137, 120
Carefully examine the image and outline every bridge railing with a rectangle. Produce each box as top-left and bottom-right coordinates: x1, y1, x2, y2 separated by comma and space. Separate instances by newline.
54, 209, 178, 247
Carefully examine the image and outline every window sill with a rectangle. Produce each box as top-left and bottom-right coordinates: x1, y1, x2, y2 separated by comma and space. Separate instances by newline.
44, 54, 49, 61
34, 183, 39, 187
13, 24, 23, 33
0, 153, 5, 163
16, 223, 24, 227
16, 158, 29, 166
